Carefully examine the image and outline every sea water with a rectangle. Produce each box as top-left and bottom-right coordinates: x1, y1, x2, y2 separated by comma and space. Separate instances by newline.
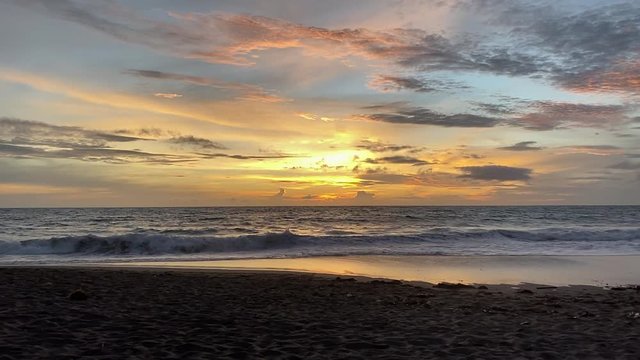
0, 206, 639, 264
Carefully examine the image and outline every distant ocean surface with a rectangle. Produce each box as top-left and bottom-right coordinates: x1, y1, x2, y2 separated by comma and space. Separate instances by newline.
1, 206, 639, 264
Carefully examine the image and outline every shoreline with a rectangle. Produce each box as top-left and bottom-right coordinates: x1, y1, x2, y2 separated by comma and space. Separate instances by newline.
23, 254, 640, 287
2, 266, 639, 359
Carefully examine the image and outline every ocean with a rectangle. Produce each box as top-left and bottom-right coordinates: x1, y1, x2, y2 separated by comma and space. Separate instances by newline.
1, 206, 639, 264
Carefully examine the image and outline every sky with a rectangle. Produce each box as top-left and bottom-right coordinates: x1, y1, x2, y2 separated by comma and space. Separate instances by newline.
0, 0, 638, 206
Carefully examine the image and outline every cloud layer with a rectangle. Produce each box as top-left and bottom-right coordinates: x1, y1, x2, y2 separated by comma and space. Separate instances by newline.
458, 165, 532, 181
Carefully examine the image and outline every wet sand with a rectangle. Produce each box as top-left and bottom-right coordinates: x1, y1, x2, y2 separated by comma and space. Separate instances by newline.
113, 255, 640, 287
1, 267, 639, 359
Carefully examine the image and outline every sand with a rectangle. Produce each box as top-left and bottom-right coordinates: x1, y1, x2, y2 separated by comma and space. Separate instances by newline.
1, 267, 639, 359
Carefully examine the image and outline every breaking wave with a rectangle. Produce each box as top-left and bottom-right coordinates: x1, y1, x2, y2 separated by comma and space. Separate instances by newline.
1, 228, 639, 260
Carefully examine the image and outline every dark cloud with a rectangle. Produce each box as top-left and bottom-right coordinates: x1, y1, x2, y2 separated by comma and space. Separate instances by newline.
0, 142, 191, 165
470, 99, 632, 131
114, 128, 168, 138
614, 133, 635, 138
169, 135, 227, 150
355, 103, 500, 128
458, 165, 532, 181
513, 102, 630, 131
526, 4, 640, 94
0, 143, 39, 156
464, 1, 640, 94
363, 156, 430, 166
369, 75, 468, 93
353, 191, 375, 201
356, 140, 417, 153
463, 153, 485, 159
0, 117, 144, 149
357, 172, 412, 185
0, 118, 203, 165
125, 70, 212, 85
498, 141, 543, 151
197, 153, 300, 160
273, 188, 286, 198
608, 161, 640, 170
472, 102, 519, 116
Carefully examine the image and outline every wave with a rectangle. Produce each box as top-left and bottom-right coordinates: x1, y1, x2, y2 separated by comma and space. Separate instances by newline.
437, 228, 640, 242
1, 227, 639, 258
1, 230, 303, 256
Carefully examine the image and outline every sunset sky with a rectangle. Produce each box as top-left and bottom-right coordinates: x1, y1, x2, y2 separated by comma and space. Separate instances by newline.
0, 0, 639, 206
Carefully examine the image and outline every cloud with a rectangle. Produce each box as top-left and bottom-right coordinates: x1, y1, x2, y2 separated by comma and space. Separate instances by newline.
525, 4, 640, 95
172, 13, 492, 70
558, 145, 623, 156
608, 161, 640, 170
355, 103, 500, 128
13, 1, 550, 77
472, 101, 520, 116
364, 156, 430, 166
273, 188, 286, 198
368, 75, 468, 93
568, 175, 619, 183
357, 172, 412, 185
513, 102, 630, 131
356, 140, 417, 153
198, 153, 300, 160
153, 93, 183, 99
474, 1, 640, 95
169, 135, 227, 150
458, 165, 532, 181
614, 133, 635, 138
472, 99, 633, 131
125, 69, 215, 85
296, 113, 337, 122
0, 142, 191, 165
354, 190, 374, 201
0, 118, 228, 165
126, 69, 288, 103
559, 61, 640, 95
498, 141, 543, 151
0, 117, 144, 149
15, 0, 640, 96
114, 128, 169, 138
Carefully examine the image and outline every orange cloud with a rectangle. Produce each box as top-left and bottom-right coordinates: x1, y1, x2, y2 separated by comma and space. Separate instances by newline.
514, 102, 630, 130
561, 61, 640, 95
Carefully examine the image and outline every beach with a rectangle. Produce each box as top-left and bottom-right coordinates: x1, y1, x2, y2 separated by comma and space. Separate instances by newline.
2, 266, 639, 359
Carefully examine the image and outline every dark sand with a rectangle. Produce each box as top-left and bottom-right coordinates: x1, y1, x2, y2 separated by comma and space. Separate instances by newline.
1, 267, 639, 359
